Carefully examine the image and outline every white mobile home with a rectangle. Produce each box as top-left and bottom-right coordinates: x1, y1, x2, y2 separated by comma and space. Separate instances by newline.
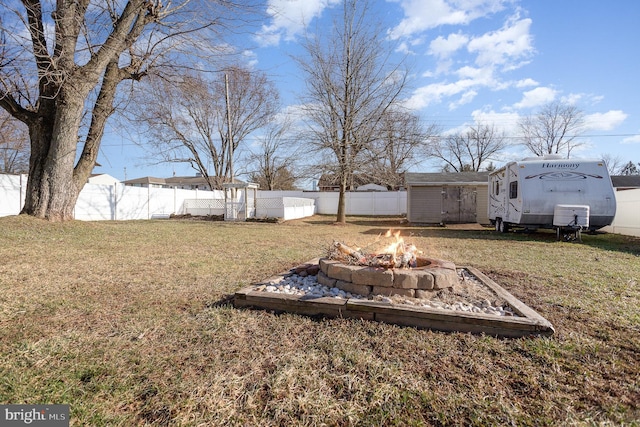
488, 157, 616, 233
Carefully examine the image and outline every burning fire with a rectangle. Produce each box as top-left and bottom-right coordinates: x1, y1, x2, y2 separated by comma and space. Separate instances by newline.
331, 230, 420, 269
380, 230, 418, 268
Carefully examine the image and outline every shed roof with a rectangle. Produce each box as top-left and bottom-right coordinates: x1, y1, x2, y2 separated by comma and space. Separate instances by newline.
611, 175, 640, 188
165, 176, 210, 185
405, 171, 489, 185
123, 176, 167, 185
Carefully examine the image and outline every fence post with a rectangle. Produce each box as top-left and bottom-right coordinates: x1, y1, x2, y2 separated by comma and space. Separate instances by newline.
19, 174, 25, 213
147, 185, 150, 219
372, 192, 376, 216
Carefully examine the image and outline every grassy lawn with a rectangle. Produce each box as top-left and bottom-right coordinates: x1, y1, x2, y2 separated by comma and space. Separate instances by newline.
0, 214, 638, 426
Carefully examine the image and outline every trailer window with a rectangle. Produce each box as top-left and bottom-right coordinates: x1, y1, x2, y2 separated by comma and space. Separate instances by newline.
509, 181, 518, 199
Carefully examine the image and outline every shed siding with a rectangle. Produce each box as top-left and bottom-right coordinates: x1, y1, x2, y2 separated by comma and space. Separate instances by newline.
408, 186, 442, 223
476, 184, 489, 225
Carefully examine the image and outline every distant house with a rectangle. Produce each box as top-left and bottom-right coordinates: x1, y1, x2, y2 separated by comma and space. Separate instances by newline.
123, 176, 170, 189
87, 173, 120, 185
123, 174, 215, 190
611, 175, 640, 191
356, 183, 388, 192
405, 172, 490, 225
165, 175, 213, 190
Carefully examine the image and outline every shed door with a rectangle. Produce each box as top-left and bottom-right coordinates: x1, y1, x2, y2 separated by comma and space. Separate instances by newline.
409, 186, 442, 223
442, 186, 477, 223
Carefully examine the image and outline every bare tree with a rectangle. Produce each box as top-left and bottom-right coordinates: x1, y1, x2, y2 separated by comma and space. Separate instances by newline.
296, 0, 408, 223
519, 101, 585, 158
361, 108, 438, 189
136, 67, 279, 189
246, 119, 299, 190
0, 1, 256, 220
600, 153, 626, 175
430, 124, 508, 172
0, 110, 30, 174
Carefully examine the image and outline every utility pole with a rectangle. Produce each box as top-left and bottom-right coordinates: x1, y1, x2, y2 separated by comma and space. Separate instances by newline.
225, 73, 234, 184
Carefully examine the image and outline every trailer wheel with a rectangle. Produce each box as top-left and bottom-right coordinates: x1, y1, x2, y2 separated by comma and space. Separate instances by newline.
499, 220, 509, 233
495, 219, 501, 232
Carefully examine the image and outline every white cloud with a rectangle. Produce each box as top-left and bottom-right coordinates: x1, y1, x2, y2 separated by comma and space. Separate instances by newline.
404, 79, 476, 109
471, 109, 521, 134
396, 41, 411, 54
442, 108, 520, 137
413, 12, 536, 109
513, 86, 557, 109
561, 93, 584, 106
584, 110, 628, 131
429, 32, 469, 58
515, 78, 538, 88
256, 0, 341, 46
388, 0, 509, 39
242, 50, 258, 68
408, 61, 505, 110
622, 134, 640, 144
455, 65, 493, 82
448, 90, 478, 109
467, 16, 534, 69
408, 64, 498, 110
561, 92, 605, 106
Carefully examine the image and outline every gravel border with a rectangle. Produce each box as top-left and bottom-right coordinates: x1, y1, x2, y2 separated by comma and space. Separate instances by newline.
255, 268, 518, 317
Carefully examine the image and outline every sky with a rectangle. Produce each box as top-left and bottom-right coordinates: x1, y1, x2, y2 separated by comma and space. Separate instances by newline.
96, 0, 640, 184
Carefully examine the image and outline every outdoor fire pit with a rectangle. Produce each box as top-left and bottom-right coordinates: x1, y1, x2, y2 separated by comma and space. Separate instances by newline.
234, 231, 555, 337
318, 256, 459, 299
317, 231, 461, 298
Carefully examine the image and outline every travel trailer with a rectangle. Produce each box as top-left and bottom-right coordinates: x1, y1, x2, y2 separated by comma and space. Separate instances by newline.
488, 157, 616, 236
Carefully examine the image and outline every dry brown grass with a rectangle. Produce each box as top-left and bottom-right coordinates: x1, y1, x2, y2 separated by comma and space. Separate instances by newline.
0, 214, 639, 426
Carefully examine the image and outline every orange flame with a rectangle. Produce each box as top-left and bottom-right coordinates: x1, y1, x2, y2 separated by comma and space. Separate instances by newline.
381, 229, 415, 259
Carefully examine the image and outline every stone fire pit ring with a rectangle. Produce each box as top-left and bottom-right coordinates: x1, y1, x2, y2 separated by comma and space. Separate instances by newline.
318, 256, 459, 299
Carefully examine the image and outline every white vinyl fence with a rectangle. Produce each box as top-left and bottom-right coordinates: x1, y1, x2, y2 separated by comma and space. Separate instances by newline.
602, 188, 640, 237
0, 174, 225, 220
0, 174, 405, 221
0, 174, 24, 217
179, 196, 316, 220
2, 173, 639, 236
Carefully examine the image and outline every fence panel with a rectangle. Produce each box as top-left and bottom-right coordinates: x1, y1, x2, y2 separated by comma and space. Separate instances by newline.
74, 183, 118, 220
0, 174, 23, 217
74, 183, 223, 220
183, 199, 225, 216
602, 189, 640, 237
256, 197, 284, 218
311, 191, 406, 215
282, 197, 316, 220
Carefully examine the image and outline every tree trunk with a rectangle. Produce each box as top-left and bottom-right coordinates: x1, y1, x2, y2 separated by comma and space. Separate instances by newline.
21, 97, 86, 221
336, 178, 347, 224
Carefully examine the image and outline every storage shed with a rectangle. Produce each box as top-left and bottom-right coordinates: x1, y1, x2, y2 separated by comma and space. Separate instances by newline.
405, 172, 490, 225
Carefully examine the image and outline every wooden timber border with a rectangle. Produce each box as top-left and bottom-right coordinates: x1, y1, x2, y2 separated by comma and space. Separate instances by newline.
233, 263, 554, 338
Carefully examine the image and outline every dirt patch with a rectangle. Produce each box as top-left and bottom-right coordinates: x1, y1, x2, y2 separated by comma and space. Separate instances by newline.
169, 213, 224, 221
444, 223, 489, 230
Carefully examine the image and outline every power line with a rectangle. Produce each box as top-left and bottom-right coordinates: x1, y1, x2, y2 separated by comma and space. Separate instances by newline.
97, 132, 640, 148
